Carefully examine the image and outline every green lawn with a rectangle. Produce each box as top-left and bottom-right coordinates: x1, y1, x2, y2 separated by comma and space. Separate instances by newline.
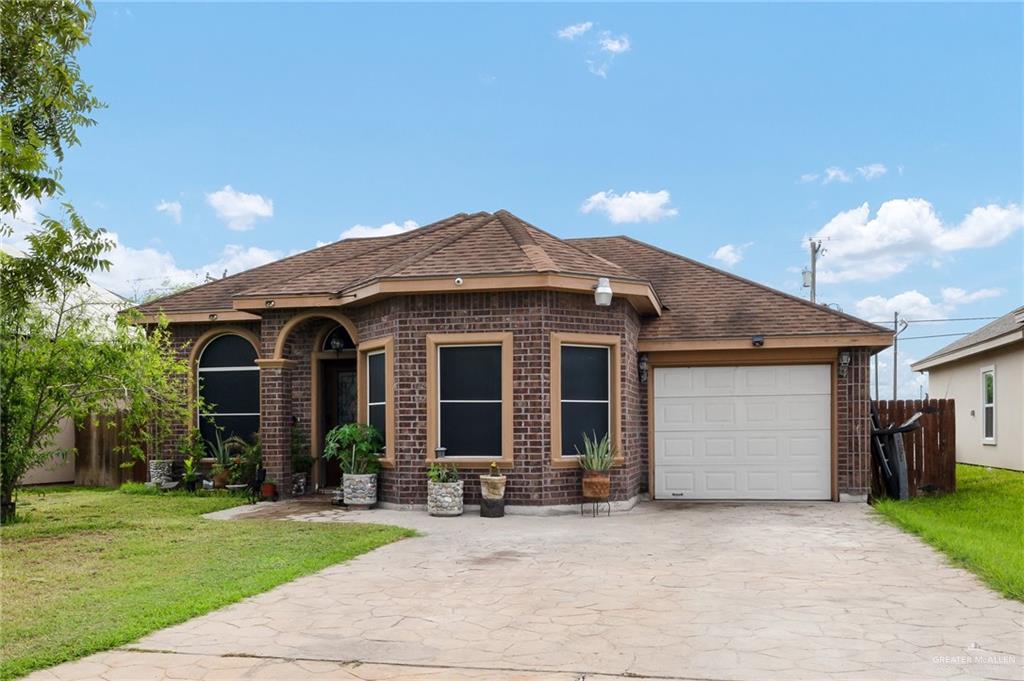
0, 486, 413, 680
874, 464, 1024, 601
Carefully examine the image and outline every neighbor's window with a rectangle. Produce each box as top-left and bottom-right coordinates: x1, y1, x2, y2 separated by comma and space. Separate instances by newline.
982, 367, 996, 444
197, 334, 260, 449
366, 350, 387, 449
438, 345, 502, 457
560, 345, 610, 457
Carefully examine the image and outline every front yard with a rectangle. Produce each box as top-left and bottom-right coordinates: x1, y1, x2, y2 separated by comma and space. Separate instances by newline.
0, 486, 412, 680
874, 464, 1024, 601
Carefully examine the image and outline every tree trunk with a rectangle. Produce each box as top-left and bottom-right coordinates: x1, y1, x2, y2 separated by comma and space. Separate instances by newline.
1, 487, 15, 524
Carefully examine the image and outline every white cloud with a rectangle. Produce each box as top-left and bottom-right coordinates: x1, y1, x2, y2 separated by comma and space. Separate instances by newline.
823, 166, 852, 184
598, 32, 631, 54
857, 163, 888, 180
586, 31, 631, 77
798, 173, 820, 184
155, 200, 182, 224
557, 21, 592, 40
580, 190, 678, 224
711, 242, 753, 267
205, 185, 273, 231
810, 199, 1024, 283
854, 287, 1004, 322
339, 220, 419, 240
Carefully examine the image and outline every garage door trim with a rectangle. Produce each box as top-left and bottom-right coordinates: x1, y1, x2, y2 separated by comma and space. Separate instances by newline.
646, 351, 838, 501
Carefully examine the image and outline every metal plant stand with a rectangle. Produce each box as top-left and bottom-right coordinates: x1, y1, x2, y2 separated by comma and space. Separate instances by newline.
581, 499, 611, 517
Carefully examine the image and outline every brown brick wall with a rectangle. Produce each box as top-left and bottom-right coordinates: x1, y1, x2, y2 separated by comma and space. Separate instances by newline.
155, 298, 872, 502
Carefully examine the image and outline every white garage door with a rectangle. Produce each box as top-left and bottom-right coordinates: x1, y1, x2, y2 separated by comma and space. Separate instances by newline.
653, 365, 831, 500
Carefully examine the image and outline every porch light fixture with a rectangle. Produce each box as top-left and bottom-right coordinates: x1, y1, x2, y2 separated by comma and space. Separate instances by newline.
594, 277, 613, 307
838, 351, 852, 378
638, 353, 649, 384
264, 299, 275, 308
208, 313, 219, 321
329, 335, 345, 353
751, 335, 765, 347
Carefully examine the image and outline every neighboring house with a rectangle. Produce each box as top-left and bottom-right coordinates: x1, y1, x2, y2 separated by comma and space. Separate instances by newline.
1, 242, 127, 485
912, 306, 1024, 472
136, 210, 892, 507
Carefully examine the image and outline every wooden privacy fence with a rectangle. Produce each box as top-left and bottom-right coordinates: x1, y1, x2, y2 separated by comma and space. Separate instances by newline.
871, 399, 956, 498
75, 413, 147, 487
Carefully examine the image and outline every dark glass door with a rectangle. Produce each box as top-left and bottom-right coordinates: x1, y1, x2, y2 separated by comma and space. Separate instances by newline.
322, 359, 357, 487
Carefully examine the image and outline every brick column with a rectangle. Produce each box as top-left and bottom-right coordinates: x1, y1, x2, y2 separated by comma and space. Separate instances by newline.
257, 359, 295, 497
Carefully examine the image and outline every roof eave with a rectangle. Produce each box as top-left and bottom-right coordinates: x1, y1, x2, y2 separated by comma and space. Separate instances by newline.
911, 330, 1024, 371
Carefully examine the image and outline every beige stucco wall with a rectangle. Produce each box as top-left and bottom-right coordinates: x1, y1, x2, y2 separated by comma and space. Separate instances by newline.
22, 417, 77, 485
925, 342, 1023, 471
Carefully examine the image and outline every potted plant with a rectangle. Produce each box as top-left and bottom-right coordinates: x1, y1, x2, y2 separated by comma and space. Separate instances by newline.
261, 478, 278, 501
206, 429, 237, 488
324, 423, 382, 507
182, 455, 199, 493
291, 424, 312, 496
427, 463, 463, 516
577, 431, 614, 500
479, 461, 506, 518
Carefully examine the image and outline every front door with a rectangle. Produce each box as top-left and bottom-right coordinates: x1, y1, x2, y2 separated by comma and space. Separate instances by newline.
322, 358, 357, 487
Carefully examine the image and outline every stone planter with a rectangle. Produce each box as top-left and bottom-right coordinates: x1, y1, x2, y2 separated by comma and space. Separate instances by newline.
427, 480, 464, 516
343, 473, 378, 507
148, 459, 173, 486
291, 472, 308, 496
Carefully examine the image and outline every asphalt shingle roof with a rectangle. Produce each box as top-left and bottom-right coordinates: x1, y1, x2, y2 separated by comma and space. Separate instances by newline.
914, 306, 1024, 366
138, 210, 887, 341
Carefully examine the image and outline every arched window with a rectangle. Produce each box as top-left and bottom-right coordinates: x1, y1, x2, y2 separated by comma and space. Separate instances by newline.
322, 325, 355, 352
197, 334, 259, 449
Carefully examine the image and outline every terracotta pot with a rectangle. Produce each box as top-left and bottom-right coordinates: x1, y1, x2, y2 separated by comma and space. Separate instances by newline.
582, 471, 610, 500
213, 470, 230, 489
260, 482, 277, 500
479, 474, 507, 500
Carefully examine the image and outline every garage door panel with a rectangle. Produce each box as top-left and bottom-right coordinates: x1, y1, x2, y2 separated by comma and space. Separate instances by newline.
656, 364, 830, 397
654, 365, 831, 501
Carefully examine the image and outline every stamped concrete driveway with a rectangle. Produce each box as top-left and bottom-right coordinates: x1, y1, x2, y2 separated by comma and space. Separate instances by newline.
29, 502, 1023, 681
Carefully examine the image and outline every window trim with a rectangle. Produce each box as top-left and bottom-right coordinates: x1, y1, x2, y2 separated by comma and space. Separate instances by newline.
194, 331, 261, 439
426, 332, 513, 467
357, 336, 395, 468
981, 365, 996, 445
550, 332, 622, 469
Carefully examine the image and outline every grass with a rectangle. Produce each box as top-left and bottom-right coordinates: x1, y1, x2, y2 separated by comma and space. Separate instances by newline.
873, 464, 1024, 601
0, 486, 413, 680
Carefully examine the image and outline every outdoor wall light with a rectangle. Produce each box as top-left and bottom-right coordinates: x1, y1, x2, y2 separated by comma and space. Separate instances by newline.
264, 299, 275, 308
638, 353, 649, 384
839, 351, 852, 378
329, 336, 345, 353
594, 277, 613, 307
208, 313, 218, 321
751, 335, 765, 347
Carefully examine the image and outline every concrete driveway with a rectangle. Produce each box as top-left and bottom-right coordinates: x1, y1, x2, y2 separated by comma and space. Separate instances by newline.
28, 502, 1023, 681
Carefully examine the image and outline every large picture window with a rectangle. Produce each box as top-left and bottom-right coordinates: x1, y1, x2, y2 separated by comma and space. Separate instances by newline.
197, 333, 259, 450
550, 332, 621, 468
426, 332, 513, 465
981, 366, 996, 444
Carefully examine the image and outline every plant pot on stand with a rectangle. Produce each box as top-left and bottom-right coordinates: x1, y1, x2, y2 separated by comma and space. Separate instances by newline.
577, 431, 615, 516
479, 461, 506, 518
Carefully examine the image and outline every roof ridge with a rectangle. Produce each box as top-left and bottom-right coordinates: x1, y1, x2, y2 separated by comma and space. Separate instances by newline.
494, 209, 640, 278
494, 211, 558, 272
572, 235, 891, 335
337, 212, 496, 291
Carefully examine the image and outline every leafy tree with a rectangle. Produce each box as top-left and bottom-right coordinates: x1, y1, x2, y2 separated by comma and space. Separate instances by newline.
0, 219, 195, 523
1, 0, 103, 216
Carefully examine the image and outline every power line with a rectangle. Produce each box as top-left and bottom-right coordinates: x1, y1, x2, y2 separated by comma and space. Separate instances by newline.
898, 332, 971, 340
868, 316, 1000, 324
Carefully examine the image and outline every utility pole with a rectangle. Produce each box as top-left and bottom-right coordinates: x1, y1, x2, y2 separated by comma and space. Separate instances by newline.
892, 311, 898, 400
805, 239, 824, 303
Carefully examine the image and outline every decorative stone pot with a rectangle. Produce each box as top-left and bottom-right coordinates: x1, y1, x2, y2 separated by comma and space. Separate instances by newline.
148, 459, 173, 486
343, 473, 378, 507
292, 472, 308, 496
582, 471, 611, 500
427, 480, 464, 516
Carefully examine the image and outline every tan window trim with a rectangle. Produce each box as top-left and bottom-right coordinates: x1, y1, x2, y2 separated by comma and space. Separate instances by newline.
357, 336, 396, 468
426, 332, 513, 468
550, 332, 622, 470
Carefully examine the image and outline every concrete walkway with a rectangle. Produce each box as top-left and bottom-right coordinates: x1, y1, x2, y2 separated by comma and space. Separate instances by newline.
27, 502, 1023, 681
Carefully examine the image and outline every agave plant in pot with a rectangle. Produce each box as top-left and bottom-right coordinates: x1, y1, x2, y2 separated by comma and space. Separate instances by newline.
324, 423, 382, 508
206, 429, 235, 489
427, 463, 463, 516
577, 431, 614, 500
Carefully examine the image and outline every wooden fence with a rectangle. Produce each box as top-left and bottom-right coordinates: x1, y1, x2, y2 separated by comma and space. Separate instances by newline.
75, 413, 147, 487
871, 399, 956, 498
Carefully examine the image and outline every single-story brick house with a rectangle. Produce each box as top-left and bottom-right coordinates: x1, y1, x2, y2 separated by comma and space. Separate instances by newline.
136, 210, 892, 507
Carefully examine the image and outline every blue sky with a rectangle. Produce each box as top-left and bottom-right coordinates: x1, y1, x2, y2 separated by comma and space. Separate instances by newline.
12, 2, 1024, 398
